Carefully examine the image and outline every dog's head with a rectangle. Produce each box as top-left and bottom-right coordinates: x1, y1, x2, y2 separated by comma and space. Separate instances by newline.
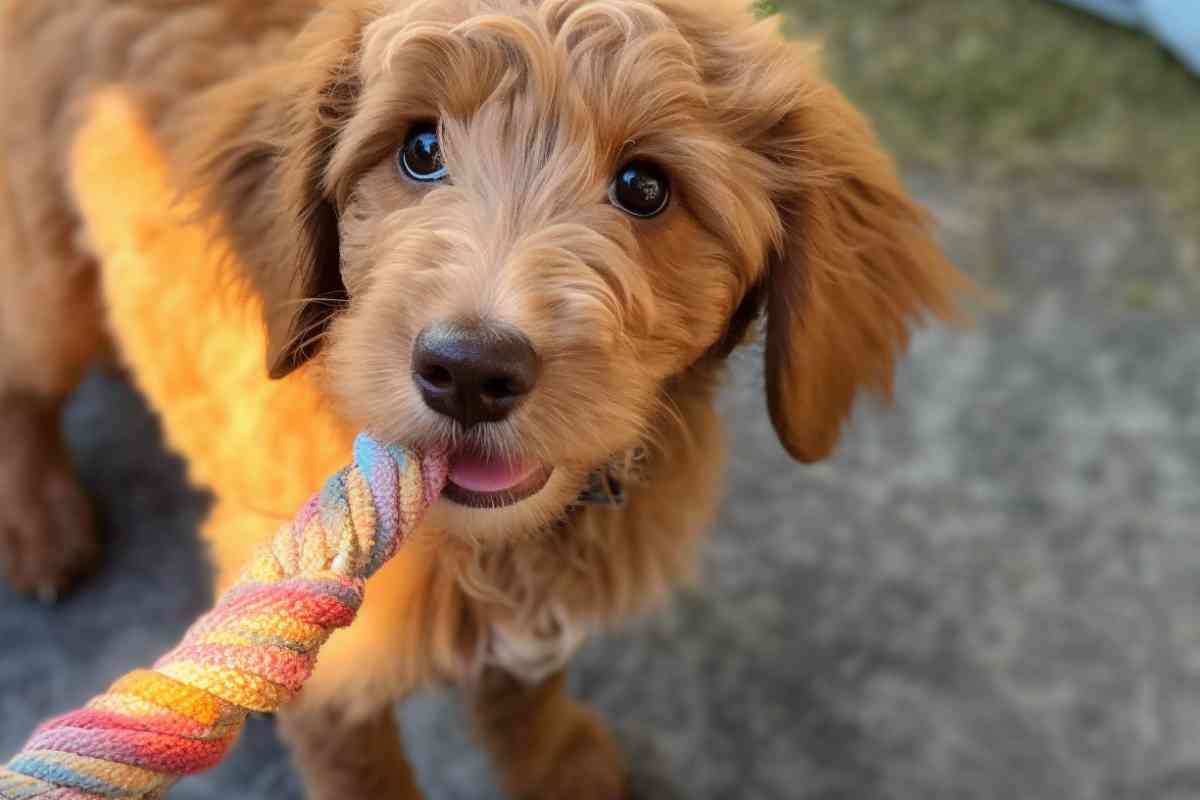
198, 0, 964, 537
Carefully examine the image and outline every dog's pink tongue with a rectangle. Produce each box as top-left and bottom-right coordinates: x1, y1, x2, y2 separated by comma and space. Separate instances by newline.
449, 451, 538, 493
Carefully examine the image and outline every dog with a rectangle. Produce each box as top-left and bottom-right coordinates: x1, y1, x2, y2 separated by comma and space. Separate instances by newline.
0, 1, 966, 797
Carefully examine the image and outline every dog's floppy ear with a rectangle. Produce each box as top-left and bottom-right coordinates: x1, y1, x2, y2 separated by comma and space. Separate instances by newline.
742, 40, 967, 462
267, 11, 375, 378
181, 11, 363, 379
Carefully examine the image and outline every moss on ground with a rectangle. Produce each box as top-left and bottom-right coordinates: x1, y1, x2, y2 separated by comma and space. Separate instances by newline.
758, 0, 1200, 229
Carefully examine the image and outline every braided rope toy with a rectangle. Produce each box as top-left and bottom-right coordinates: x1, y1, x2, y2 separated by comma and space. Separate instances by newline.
0, 434, 447, 800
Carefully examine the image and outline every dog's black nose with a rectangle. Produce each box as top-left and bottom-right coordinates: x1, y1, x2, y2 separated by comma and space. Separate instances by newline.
412, 321, 539, 427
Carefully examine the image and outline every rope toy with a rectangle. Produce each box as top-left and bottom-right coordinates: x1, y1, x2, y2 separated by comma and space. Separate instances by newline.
0, 434, 448, 800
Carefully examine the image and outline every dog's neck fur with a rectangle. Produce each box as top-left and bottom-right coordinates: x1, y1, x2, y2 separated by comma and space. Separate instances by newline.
431, 362, 727, 683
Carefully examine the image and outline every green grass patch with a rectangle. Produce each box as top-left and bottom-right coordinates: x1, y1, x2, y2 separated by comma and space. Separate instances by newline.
764, 0, 1200, 226
1123, 279, 1158, 310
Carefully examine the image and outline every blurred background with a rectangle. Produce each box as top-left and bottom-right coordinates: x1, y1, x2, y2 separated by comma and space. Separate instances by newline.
2, 2, 1199, 798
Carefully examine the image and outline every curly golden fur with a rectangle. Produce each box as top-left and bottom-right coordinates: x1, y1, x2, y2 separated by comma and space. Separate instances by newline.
1, 1, 966, 796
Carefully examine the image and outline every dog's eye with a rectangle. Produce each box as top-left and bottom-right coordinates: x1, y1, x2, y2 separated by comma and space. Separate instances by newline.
608, 160, 670, 218
397, 122, 448, 182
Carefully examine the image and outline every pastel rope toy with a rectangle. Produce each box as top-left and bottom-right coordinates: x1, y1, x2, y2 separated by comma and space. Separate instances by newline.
0, 434, 448, 800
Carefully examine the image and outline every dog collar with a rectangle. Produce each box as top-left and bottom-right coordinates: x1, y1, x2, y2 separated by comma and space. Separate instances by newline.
573, 468, 626, 507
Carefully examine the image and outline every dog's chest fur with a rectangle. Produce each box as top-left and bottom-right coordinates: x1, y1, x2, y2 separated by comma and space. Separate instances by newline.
451, 464, 724, 683
485, 604, 589, 685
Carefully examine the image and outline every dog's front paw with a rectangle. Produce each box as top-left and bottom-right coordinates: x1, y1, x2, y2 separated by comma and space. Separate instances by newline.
509, 705, 630, 800
0, 435, 99, 600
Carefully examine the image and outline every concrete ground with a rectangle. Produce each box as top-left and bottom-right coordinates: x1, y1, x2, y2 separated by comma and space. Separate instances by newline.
2, 168, 1198, 800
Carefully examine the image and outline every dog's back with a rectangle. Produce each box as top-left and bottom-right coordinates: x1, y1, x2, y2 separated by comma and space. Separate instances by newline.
0, 0, 327, 593
0, 1, 318, 194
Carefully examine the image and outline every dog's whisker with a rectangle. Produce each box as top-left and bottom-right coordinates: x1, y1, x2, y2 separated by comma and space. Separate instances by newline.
276, 296, 351, 310
290, 319, 332, 348
649, 392, 696, 455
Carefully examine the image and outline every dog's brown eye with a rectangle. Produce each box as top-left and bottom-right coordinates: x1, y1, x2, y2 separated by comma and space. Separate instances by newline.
609, 160, 670, 218
398, 122, 447, 182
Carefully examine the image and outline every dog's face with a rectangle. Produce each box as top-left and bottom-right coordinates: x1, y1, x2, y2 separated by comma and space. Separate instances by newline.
207, 0, 962, 539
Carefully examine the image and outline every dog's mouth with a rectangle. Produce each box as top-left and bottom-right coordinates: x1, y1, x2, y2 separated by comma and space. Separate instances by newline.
444, 447, 554, 509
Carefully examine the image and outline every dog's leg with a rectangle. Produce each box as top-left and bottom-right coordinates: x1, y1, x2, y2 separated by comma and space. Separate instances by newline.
0, 167, 105, 598
471, 668, 629, 800
277, 702, 425, 800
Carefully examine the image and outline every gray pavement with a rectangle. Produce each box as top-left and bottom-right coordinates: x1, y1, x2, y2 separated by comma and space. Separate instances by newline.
2, 169, 1198, 799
